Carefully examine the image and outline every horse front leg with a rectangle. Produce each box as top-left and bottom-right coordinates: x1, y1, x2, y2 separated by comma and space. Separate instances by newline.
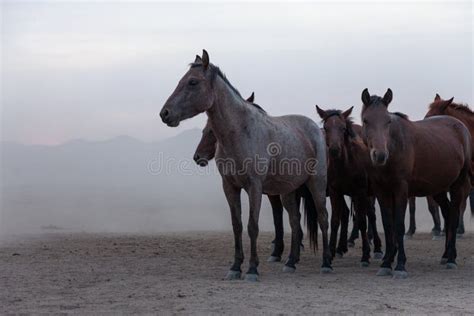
267, 195, 284, 262
367, 196, 383, 259
245, 183, 263, 281
223, 181, 243, 280
347, 201, 359, 247
393, 183, 409, 279
329, 194, 342, 259
336, 197, 350, 256
457, 197, 466, 237
405, 196, 416, 237
353, 194, 371, 267
375, 190, 396, 277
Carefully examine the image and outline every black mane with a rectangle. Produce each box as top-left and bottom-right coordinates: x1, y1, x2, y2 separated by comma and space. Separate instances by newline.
321, 109, 357, 138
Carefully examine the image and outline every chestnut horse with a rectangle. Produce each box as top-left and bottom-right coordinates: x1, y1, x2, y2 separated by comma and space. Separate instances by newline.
161, 51, 332, 281
361, 88, 471, 278
316, 106, 383, 266
193, 93, 305, 263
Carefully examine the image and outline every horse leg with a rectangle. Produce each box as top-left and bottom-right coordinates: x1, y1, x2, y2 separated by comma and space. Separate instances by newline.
393, 183, 409, 279
244, 183, 263, 281
347, 200, 359, 247
336, 197, 350, 256
353, 194, 370, 267
281, 192, 302, 273
222, 182, 243, 280
329, 194, 342, 259
427, 196, 442, 238
457, 197, 466, 237
267, 195, 284, 262
305, 175, 333, 273
375, 191, 396, 276
367, 196, 383, 259
405, 197, 416, 237
432, 193, 450, 264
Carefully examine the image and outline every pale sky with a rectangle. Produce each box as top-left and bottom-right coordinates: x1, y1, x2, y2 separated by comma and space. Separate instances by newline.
1, 1, 472, 145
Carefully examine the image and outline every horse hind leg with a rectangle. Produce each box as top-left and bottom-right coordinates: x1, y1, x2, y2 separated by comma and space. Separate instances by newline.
432, 192, 450, 265
244, 183, 263, 281
281, 191, 302, 273
367, 196, 383, 259
267, 195, 284, 262
405, 197, 416, 238
336, 196, 350, 257
329, 194, 342, 259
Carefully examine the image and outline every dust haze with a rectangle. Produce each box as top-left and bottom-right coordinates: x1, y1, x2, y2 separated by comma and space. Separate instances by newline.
1, 1, 473, 236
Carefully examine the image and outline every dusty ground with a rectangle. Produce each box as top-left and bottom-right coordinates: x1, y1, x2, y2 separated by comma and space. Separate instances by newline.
1, 232, 473, 314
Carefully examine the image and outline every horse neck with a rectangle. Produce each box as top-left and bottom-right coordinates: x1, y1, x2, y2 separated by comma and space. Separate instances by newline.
206, 76, 256, 146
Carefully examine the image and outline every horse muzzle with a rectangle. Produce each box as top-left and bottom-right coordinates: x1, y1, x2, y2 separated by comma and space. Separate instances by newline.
160, 108, 180, 127
370, 149, 388, 166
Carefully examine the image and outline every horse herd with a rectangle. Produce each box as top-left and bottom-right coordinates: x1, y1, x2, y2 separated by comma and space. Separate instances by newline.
160, 50, 472, 281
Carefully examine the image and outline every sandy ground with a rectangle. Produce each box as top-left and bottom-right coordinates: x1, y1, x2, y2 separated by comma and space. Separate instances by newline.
1, 231, 473, 314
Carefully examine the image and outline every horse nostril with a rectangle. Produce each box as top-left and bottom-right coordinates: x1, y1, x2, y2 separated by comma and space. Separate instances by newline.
193, 153, 200, 162
160, 108, 170, 120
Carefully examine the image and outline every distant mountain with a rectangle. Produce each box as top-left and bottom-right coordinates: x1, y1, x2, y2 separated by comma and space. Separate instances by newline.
2, 129, 279, 234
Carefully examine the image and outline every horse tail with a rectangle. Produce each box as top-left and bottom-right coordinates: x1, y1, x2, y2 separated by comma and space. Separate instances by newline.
302, 185, 319, 251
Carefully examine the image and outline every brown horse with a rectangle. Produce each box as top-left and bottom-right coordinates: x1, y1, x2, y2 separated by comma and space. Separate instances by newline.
316, 106, 382, 266
361, 88, 471, 278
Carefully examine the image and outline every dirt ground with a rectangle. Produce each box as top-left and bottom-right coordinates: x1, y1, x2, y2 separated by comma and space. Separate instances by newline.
1, 231, 473, 314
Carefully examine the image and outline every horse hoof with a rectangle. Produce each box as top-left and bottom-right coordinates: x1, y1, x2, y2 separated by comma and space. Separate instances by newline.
373, 252, 384, 260
335, 252, 343, 259
404, 234, 413, 240
225, 270, 241, 280
320, 267, 333, 274
245, 273, 259, 282
432, 235, 443, 241
456, 234, 464, 239
440, 258, 448, 265
347, 241, 355, 248
376, 268, 392, 276
446, 263, 458, 270
267, 256, 281, 263
392, 270, 408, 279
360, 261, 370, 268
282, 265, 296, 273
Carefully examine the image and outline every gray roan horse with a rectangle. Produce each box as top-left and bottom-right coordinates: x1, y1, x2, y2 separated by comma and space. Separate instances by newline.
160, 50, 332, 280
193, 93, 307, 263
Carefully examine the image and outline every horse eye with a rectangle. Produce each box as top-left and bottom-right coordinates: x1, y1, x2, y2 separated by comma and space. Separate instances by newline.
363, 119, 368, 125
188, 79, 199, 86
387, 119, 392, 125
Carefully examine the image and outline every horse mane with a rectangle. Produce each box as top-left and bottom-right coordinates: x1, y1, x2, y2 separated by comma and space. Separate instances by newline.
430, 100, 474, 116
190, 62, 266, 114
392, 112, 409, 120
321, 109, 357, 138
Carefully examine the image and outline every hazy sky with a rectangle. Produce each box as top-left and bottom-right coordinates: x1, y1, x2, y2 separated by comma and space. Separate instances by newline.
1, 1, 472, 145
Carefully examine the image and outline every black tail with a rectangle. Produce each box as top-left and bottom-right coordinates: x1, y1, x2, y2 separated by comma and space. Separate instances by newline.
302, 185, 318, 252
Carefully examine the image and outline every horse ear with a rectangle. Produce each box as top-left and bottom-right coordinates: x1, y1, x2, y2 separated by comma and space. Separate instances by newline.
361, 88, 371, 106
434, 93, 441, 102
315, 105, 327, 119
194, 55, 202, 63
246, 92, 255, 103
202, 49, 209, 69
446, 97, 454, 105
382, 88, 393, 106
342, 106, 354, 119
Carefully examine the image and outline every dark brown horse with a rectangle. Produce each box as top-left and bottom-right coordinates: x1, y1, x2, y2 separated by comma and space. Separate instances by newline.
361, 88, 471, 278
316, 106, 382, 266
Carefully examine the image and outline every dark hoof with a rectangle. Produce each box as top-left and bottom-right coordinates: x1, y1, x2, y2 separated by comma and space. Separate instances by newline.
373, 252, 384, 260
267, 256, 281, 263
432, 235, 443, 241
392, 270, 408, 279
404, 234, 413, 240
347, 241, 355, 248
446, 262, 458, 270
456, 234, 464, 239
440, 258, 448, 265
335, 252, 343, 259
282, 265, 296, 273
244, 273, 259, 282
225, 270, 241, 280
360, 261, 370, 268
376, 268, 392, 276
320, 267, 333, 274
